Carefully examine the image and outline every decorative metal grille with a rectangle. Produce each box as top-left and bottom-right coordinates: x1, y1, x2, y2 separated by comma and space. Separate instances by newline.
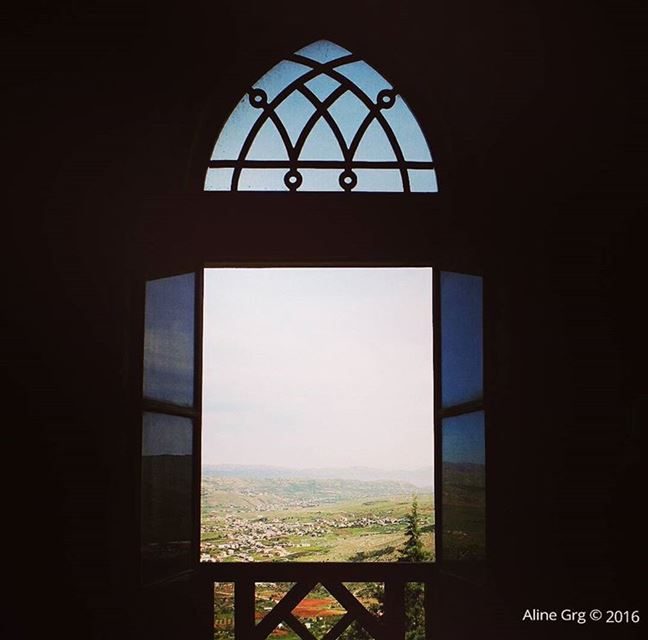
205, 40, 437, 192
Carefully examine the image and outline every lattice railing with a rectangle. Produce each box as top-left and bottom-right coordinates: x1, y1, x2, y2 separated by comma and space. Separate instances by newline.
201, 562, 436, 640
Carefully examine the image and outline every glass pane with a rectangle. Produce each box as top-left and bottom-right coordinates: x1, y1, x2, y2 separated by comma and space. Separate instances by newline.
354, 119, 397, 161
328, 91, 370, 146
442, 411, 485, 562
210, 97, 261, 162
143, 273, 195, 407
274, 91, 317, 146
299, 118, 344, 160
296, 40, 351, 63
382, 97, 433, 162
247, 119, 289, 160
440, 271, 483, 408
299, 168, 343, 191
253, 60, 311, 103
205, 168, 234, 191
409, 169, 438, 193
336, 60, 392, 102
141, 412, 193, 582
238, 168, 289, 191
354, 168, 403, 192
304, 74, 341, 101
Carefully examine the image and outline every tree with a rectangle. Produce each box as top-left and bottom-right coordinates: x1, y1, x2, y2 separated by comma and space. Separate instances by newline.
400, 496, 428, 563
342, 497, 428, 640
398, 496, 428, 640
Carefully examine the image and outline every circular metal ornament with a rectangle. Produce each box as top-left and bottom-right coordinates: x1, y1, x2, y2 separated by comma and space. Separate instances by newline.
377, 89, 397, 109
338, 169, 357, 191
248, 88, 268, 108
284, 169, 303, 191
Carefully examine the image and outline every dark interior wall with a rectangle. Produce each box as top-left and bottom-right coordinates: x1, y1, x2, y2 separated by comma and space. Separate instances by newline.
2, 1, 643, 638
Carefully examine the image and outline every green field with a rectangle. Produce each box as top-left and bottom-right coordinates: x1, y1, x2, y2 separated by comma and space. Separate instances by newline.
201, 475, 435, 563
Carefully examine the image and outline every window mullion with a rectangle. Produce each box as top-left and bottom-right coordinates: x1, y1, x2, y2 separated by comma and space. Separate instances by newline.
141, 399, 198, 418
440, 399, 484, 419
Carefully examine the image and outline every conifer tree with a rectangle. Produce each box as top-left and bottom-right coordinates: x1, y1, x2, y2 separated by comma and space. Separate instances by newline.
341, 497, 428, 639
398, 496, 427, 640
400, 496, 427, 562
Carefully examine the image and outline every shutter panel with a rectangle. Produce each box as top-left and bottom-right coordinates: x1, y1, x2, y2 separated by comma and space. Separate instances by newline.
141, 271, 202, 584
437, 271, 485, 570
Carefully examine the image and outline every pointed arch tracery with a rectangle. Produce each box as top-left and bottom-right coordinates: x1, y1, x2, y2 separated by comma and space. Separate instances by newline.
205, 40, 438, 192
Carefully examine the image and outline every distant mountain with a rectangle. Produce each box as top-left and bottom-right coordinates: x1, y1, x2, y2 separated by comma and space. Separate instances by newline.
202, 463, 434, 488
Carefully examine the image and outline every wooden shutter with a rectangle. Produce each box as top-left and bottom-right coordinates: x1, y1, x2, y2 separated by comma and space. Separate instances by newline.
436, 270, 485, 572
140, 270, 203, 584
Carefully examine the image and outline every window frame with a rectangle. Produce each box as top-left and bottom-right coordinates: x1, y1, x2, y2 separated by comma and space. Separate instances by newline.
137, 259, 485, 584
134, 44, 486, 640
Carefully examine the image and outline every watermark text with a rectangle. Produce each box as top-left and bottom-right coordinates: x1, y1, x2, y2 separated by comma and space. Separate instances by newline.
522, 609, 640, 625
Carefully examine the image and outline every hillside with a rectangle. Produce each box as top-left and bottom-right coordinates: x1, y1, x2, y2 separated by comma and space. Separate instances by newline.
203, 463, 434, 488
200, 473, 435, 563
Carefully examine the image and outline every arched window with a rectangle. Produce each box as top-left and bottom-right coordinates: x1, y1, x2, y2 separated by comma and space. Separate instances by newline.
139, 37, 486, 640
205, 40, 437, 192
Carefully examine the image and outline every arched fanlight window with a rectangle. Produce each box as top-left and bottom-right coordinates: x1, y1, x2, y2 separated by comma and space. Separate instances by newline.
205, 40, 438, 192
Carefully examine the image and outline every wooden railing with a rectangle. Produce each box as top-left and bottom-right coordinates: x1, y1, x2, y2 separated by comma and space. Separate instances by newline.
200, 562, 437, 640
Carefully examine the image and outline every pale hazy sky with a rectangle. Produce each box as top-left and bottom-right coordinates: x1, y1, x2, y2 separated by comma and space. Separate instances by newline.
202, 268, 433, 469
